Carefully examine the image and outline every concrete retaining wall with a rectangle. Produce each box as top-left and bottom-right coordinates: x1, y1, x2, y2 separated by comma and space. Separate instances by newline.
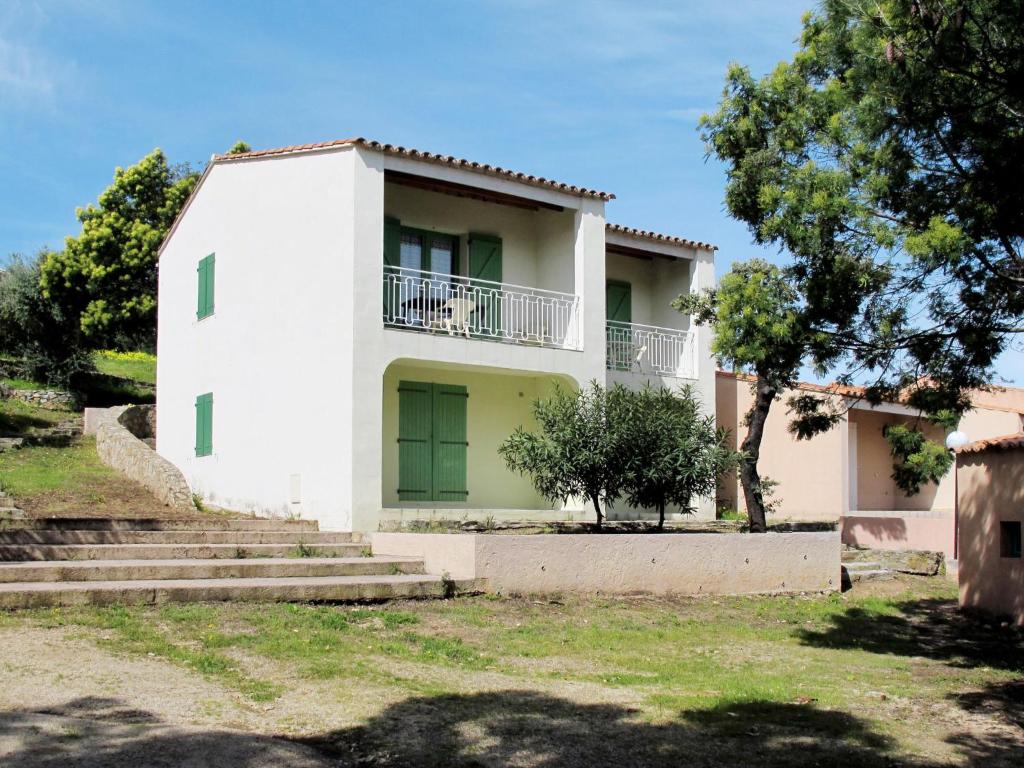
89, 405, 195, 510
371, 531, 840, 595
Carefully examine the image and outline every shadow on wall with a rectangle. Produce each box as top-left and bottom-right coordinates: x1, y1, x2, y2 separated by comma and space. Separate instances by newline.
3, 690, 1023, 768
958, 451, 1024, 623
842, 516, 909, 547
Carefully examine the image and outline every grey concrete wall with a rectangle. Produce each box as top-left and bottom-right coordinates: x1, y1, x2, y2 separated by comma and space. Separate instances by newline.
371, 531, 840, 595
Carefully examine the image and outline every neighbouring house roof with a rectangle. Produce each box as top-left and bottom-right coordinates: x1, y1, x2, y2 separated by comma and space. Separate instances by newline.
214, 137, 616, 201
716, 370, 1024, 415
956, 432, 1024, 454
716, 370, 866, 399
606, 223, 716, 252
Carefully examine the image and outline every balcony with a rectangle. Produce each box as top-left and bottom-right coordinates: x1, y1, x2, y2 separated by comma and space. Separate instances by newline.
606, 321, 697, 379
383, 266, 582, 350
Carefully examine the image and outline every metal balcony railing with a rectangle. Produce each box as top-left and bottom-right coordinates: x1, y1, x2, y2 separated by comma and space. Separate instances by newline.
606, 320, 698, 379
383, 266, 582, 350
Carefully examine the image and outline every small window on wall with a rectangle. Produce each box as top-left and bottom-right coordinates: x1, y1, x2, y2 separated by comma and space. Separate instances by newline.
197, 253, 215, 319
1000, 521, 1022, 558
195, 393, 213, 457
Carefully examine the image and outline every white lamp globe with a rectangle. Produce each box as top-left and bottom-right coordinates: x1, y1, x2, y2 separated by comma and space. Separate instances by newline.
946, 431, 970, 450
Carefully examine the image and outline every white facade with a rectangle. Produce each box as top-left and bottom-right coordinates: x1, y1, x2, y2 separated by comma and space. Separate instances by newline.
157, 142, 717, 531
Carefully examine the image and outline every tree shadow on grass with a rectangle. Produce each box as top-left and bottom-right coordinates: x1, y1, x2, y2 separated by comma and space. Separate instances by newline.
796, 597, 1024, 672
3, 691, 1021, 768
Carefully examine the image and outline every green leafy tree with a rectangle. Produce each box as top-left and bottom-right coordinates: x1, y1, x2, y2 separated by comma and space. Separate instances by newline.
0, 252, 92, 387
40, 149, 199, 349
499, 382, 623, 528
701, 0, 1023, 420
615, 385, 740, 529
226, 141, 252, 155
677, 260, 837, 532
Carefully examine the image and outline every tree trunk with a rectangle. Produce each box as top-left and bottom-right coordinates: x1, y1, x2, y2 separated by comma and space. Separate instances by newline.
591, 495, 603, 530
740, 376, 777, 533
657, 501, 666, 531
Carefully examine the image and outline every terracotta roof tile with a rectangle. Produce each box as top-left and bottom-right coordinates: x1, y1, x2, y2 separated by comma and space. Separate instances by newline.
606, 223, 717, 252
957, 433, 1024, 454
214, 138, 615, 201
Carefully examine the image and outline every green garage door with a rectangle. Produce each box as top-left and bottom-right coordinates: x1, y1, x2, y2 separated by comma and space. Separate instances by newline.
398, 381, 468, 502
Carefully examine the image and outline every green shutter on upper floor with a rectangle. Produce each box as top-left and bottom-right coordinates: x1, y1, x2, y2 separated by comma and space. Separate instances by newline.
197, 253, 215, 319
383, 217, 402, 317
468, 234, 502, 335
606, 279, 632, 323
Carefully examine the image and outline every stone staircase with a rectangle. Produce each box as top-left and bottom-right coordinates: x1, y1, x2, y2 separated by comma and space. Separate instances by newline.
0, 518, 466, 609
841, 547, 894, 585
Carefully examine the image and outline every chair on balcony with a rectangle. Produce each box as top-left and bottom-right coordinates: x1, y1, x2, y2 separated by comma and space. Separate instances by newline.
441, 298, 477, 339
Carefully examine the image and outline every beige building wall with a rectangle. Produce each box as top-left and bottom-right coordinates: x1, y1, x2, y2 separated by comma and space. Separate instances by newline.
957, 447, 1024, 625
715, 373, 846, 521
716, 371, 1024, 531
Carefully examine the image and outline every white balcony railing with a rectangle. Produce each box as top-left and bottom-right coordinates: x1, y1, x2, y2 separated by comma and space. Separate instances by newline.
383, 266, 582, 350
606, 320, 698, 379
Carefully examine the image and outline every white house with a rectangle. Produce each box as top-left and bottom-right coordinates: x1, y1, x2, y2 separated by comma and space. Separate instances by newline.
156, 138, 717, 531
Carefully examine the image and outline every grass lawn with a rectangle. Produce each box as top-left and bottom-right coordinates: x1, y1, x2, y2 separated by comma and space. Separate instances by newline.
0, 436, 171, 516
92, 350, 156, 385
2, 577, 1020, 767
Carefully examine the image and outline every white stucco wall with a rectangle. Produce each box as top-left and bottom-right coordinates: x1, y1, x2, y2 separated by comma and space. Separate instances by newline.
157, 145, 719, 532
157, 148, 358, 525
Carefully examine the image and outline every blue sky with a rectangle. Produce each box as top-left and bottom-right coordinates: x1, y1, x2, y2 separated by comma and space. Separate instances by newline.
2, 0, 1020, 384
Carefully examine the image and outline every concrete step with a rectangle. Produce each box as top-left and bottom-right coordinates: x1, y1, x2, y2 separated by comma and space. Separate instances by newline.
0, 542, 368, 562
842, 565, 894, 582
0, 573, 474, 609
842, 561, 883, 571
0, 556, 425, 583
0, 530, 357, 545
0, 517, 322, 532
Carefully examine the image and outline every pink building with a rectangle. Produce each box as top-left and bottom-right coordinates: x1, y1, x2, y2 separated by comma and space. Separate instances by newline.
716, 371, 1024, 568
956, 434, 1024, 625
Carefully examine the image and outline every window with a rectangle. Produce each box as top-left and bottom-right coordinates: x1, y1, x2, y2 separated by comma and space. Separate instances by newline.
197, 253, 215, 319
195, 392, 213, 457
1000, 521, 1022, 558
397, 381, 468, 502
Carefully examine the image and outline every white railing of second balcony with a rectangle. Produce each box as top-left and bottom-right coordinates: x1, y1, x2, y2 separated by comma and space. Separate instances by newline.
383, 266, 582, 350
606, 320, 698, 379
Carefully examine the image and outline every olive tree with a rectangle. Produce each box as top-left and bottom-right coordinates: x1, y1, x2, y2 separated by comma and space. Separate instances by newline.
615, 385, 740, 529
499, 382, 623, 528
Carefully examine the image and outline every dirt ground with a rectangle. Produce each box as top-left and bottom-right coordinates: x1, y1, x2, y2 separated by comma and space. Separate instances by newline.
0, 578, 1021, 768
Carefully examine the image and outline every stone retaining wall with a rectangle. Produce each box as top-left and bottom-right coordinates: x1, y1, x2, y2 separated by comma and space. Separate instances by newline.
90, 405, 195, 510
371, 531, 840, 596
3, 389, 77, 410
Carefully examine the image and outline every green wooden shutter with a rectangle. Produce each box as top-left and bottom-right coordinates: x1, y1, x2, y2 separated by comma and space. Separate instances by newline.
606, 280, 631, 322
468, 234, 502, 335
197, 253, 215, 319
398, 381, 433, 500
432, 384, 468, 502
383, 217, 401, 318
195, 392, 213, 457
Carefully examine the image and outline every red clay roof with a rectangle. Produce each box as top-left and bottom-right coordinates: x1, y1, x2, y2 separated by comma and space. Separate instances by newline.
716, 369, 866, 398
606, 223, 716, 252
957, 433, 1024, 454
214, 138, 615, 201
